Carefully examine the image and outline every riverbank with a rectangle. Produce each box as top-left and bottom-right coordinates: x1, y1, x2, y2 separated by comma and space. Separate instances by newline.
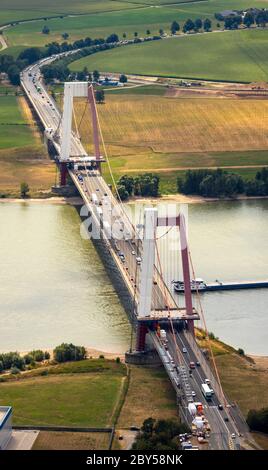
1, 193, 268, 206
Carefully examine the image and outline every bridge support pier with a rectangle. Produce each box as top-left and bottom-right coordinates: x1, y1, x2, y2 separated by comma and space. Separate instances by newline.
135, 323, 147, 352
59, 162, 68, 186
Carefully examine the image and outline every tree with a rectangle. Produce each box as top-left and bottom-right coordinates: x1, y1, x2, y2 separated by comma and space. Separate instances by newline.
171, 21, 180, 35
256, 11, 267, 28
106, 33, 119, 44
95, 89, 105, 103
123, 32, 127, 39
183, 19, 195, 33
134, 32, 138, 38
20, 182, 29, 198
62, 32, 69, 40
243, 12, 255, 28
93, 70, 100, 82
42, 25, 50, 35
159, 29, 164, 36
146, 29, 151, 35
117, 185, 129, 201
203, 18, 212, 32
237, 348, 245, 356
118, 175, 134, 194
18, 47, 43, 64
53, 343, 86, 363
194, 18, 203, 31
119, 74, 128, 83
7, 64, 20, 85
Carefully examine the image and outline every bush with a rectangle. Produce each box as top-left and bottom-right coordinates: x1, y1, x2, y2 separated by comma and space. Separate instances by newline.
99, 355, 105, 359
0, 360, 3, 373
11, 366, 21, 375
237, 348, 245, 356
116, 357, 121, 364
53, 343, 86, 363
247, 408, 268, 434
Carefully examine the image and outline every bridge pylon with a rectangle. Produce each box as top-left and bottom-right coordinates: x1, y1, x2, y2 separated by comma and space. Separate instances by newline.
135, 207, 197, 352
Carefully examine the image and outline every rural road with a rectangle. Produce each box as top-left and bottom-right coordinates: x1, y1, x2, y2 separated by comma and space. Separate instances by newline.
123, 165, 267, 173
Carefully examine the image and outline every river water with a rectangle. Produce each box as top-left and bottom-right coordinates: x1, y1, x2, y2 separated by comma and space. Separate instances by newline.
0, 199, 267, 355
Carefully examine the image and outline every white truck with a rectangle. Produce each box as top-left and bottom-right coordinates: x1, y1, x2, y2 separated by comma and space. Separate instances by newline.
91, 193, 98, 205
160, 329, 167, 341
201, 383, 212, 400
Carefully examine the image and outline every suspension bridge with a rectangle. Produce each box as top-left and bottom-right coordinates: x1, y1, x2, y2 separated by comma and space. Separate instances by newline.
20, 55, 252, 450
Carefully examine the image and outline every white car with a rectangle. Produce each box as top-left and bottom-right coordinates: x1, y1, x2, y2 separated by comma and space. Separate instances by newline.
136, 257, 142, 265
191, 391, 196, 397
131, 250, 136, 255
231, 433, 236, 439
182, 347, 187, 353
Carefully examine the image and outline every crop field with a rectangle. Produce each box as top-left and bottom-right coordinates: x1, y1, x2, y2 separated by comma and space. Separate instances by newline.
4, 0, 268, 49
0, 359, 126, 427
5, 6, 212, 48
0, 0, 137, 25
0, 95, 37, 149
0, 95, 54, 196
74, 93, 268, 193
71, 29, 268, 83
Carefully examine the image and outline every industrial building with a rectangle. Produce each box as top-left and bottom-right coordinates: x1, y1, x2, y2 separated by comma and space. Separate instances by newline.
0, 406, 12, 450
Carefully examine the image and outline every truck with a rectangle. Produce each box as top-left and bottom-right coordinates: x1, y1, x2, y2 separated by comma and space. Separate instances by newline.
201, 383, 212, 400
160, 329, 167, 341
91, 193, 98, 205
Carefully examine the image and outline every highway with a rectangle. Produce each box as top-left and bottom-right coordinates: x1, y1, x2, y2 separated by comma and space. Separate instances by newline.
20, 55, 249, 450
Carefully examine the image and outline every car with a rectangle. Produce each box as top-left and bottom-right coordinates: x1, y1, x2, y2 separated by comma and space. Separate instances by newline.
189, 362, 195, 369
231, 433, 236, 439
196, 361, 200, 366
218, 404, 223, 410
224, 417, 229, 422
182, 347, 187, 353
136, 257, 142, 265
131, 250, 136, 255
191, 391, 196, 397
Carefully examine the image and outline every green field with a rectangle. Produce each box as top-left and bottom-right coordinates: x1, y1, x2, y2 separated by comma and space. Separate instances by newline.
4, 0, 268, 49
70, 29, 268, 82
0, 359, 126, 427
0, 95, 34, 149
0, 0, 138, 25
0, 94, 55, 196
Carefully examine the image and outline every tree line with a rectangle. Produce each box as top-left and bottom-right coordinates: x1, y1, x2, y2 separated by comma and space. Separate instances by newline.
170, 18, 212, 34
0, 33, 127, 86
0, 343, 86, 375
0, 349, 50, 374
177, 168, 268, 198
116, 174, 160, 201
216, 9, 268, 30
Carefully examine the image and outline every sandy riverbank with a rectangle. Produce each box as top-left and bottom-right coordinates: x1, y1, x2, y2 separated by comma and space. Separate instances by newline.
0, 196, 83, 205
1, 194, 267, 206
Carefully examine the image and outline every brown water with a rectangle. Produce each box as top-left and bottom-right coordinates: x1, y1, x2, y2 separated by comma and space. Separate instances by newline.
0, 199, 267, 355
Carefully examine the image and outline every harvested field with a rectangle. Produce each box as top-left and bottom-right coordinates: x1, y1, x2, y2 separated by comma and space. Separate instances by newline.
32, 431, 110, 450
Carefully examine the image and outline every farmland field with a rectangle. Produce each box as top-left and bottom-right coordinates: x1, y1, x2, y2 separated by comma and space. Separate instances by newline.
0, 94, 54, 196
74, 92, 268, 193
4, 0, 268, 49
70, 29, 268, 83
0, 0, 138, 25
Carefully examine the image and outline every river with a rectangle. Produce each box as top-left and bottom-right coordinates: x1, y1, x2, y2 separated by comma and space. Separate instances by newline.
0, 199, 267, 355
